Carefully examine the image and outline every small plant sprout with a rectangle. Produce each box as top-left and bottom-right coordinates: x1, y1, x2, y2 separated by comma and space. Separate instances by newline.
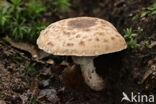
11, 19, 30, 40
0, 0, 47, 43
26, 0, 46, 20
147, 2, 156, 15
140, 40, 149, 46
30, 98, 41, 104
135, 27, 143, 33
24, 61, 37, 78
124, 27, 149, 50
124, 28, 137, 39
53, 0, 71, 13
0, 8, 11, 32
132, 2, 156, 20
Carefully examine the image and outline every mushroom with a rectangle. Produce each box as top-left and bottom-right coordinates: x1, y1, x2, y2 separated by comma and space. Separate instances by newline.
37, 17, 127, 91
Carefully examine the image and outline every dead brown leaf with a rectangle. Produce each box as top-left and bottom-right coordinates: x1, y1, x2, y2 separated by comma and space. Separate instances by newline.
2, 37, 54, 64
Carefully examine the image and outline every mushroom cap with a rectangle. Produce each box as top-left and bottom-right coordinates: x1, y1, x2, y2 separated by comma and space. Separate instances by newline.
37, 17, 127, 56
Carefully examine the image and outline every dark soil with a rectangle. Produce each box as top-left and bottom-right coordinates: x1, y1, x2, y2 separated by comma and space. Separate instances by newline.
0, 0, 156, 104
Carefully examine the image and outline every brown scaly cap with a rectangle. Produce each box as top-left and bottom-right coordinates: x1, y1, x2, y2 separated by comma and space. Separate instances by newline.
37, 17, 127, 56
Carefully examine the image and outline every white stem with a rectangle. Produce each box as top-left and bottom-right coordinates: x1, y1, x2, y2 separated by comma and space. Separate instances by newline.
72, 56, 104, 91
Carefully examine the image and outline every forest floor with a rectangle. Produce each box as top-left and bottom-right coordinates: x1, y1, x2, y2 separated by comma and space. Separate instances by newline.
0, 0, 156, 104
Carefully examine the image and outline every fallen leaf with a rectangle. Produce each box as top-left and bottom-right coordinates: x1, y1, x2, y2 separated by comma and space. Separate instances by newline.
4, 37, 39, 58
2, 37, 54, 64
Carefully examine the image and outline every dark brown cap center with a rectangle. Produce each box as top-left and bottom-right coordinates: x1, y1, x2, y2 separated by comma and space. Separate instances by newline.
68, 19, 96, 28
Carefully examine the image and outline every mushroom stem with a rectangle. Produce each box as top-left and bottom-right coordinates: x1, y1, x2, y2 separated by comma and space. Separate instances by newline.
72, 56, 104, 91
